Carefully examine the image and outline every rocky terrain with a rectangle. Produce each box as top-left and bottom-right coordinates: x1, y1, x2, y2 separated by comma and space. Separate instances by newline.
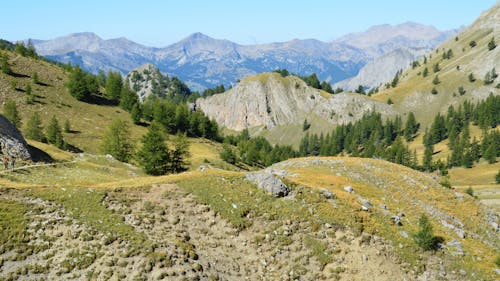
196, 72, 396, 141
30, 23, 456, 90
126, 63, 166, 102
0, 156, 498, 280
0, 114, 31, 160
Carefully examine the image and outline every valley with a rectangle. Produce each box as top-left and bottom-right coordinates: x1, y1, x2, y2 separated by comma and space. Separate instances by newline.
0, 1, 499, 281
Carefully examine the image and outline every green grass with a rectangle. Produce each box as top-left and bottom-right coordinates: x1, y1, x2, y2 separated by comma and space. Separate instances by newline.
0, 198, 30, 254
304, 235, 333, 270
0, 50, 147, 154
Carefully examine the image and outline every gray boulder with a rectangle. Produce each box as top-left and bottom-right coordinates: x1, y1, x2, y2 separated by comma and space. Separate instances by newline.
344, 186, 354, 193
320, 188, 335, 199
246, 172, 291, 197
0, 114, 31, 160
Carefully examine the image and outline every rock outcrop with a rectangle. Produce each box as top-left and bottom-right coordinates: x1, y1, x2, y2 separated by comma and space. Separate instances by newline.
0, 114, 31, 159
246, 171, 291, 197
196, 72, 397, 132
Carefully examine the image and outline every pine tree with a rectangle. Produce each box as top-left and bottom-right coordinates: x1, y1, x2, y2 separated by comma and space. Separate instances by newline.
433, 63, 440, 73
25, 112, 45, 142
101, 119, 134, 162
484, 143, 497, 164
220, 143, 237, 164
413, 214, 439, 251
320, 81, 333, 93
303, 119, 311, 131
25, 83, 32, 95
119, 80, 138, 111
404, 112, 419, 141
422, 67, 429, 77
46, 115, 64, 149
131, 103, 142, 125
67, 66, 91, 101
468, 73, 476, 83
432, 75, 440, 85
488, 37, 496, 51
423, 144, 434, 171
63, 119, 71, 133
3, 100, 21, 129
105, 71, 123, 102
137, 122, 170, 175
169, 133, 190, 172
32, 72, 39, 84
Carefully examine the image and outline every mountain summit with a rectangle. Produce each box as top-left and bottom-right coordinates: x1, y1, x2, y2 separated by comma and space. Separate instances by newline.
30, 23, 456, 90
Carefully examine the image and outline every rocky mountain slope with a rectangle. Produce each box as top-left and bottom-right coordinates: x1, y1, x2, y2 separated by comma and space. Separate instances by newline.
336, 22, 459, 57
1, 156, 498, 280
29, 23, 455, 90
196, 72, 396, 144
126, 63, 165, 102
373, 2, 500, 125
334, 47, 430, 91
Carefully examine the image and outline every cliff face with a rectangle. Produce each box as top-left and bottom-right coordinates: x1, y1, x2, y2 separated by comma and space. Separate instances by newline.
196, 73, 397, 132
0, 114, 31, 160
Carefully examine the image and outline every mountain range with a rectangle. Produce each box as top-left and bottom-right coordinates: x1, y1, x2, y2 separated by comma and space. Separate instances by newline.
31, 22, 458, 90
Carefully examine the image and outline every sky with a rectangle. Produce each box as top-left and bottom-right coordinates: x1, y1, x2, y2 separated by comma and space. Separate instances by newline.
1, 0, 497, 46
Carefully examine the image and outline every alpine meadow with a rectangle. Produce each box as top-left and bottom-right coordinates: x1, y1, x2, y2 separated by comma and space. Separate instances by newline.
0, 1, 498, 280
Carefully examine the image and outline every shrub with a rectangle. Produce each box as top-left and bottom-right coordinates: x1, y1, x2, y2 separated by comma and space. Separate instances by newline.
458, 86, 466, 96
469, 40, 477, 48
488, 37, 496, 51
465, 187, 474, 197
431, 88, 438, 95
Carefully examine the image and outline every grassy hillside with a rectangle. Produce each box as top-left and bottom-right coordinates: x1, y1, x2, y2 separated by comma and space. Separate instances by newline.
372, 4, 499, 127
0, 50, 147, 153
0, 155, 498, 280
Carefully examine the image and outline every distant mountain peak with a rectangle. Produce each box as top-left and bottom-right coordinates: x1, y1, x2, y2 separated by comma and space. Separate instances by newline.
182, 32, 216, 42
67, 32, 102, 40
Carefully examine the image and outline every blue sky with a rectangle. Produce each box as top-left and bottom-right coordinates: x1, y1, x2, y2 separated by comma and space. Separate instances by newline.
2, 0, 497, 46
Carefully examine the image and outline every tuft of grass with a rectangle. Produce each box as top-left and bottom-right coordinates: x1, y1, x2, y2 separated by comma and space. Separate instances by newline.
304, 235, 333, 270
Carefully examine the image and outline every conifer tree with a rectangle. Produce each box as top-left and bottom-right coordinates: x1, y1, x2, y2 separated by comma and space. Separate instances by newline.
67, 66, 91, 101
488, 37, 496, 51
25, 112, 45, 142
131, 103, 142, 125
423, 144, 434, 171
137, 122, 170, 175
169, 133, 190, 172
414, 214, 439, 251
101, 119, 134, 162
404, 112, 419, 141
105, 71, 123, 102
46, 115, 64, 149
3, 100, 21, 129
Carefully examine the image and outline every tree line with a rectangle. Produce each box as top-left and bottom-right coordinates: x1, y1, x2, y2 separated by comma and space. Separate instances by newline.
423, 93, 499, 171
298, 112, 420, 169
221, 129, 297, 167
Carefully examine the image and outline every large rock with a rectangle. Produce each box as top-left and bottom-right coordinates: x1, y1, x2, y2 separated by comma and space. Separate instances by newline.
196, 73, 397, 132
0, 115, 31, 160
246, 171, 290, 197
